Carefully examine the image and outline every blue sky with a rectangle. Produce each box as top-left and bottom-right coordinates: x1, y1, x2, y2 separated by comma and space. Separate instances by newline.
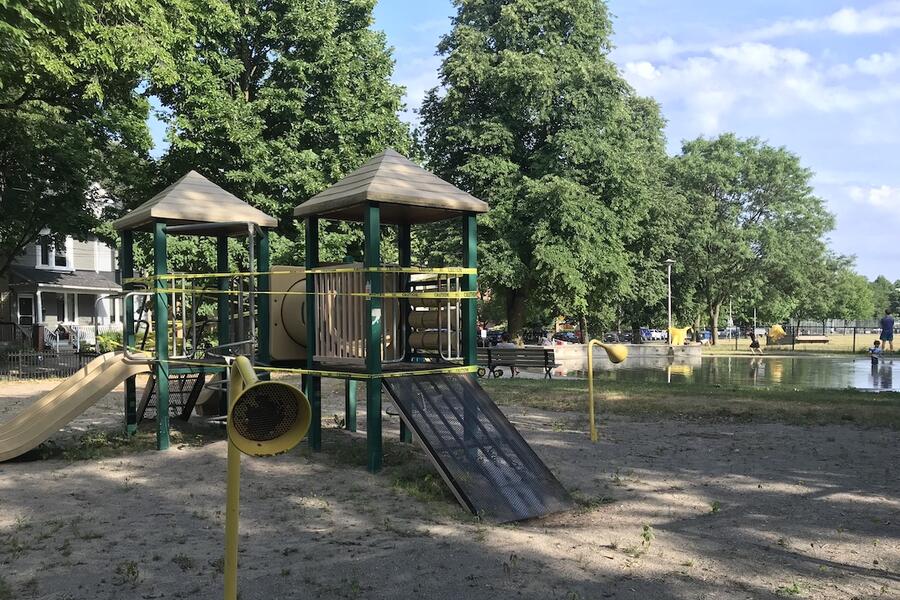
151, 1, 900, 278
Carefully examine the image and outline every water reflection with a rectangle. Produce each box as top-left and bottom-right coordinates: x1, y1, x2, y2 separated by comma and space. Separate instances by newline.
594, 355, 900, 391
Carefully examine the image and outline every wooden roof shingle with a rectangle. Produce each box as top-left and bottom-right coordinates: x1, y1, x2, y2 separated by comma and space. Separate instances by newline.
113, 170, 278, 232
293, 149, 488, 224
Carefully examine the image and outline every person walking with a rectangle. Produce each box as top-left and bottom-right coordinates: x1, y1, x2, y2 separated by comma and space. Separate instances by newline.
880, 309, 895, 352
748, 330, 763, 355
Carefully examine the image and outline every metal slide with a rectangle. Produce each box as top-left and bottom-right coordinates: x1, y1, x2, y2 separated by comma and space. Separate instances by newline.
383, 373, 573, 522
0, 352, 151, 462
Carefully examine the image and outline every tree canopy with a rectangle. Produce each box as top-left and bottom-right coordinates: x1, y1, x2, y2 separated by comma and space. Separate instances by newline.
150, 0, 410, 271
669, 134, 835, 343
419, 0, 669, 336
0, 0, 173, 278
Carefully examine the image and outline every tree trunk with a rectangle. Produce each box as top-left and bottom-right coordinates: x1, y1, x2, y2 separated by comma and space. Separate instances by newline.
506, 290, 527, 343
692, 314, 702, 342
709, 303, 721, 345
579, 315, 588, 343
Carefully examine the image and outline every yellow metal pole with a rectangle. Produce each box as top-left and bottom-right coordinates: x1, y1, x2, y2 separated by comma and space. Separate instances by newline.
586, 340, 628, 443
224, 357, 258, 600
587, 340, 598, 443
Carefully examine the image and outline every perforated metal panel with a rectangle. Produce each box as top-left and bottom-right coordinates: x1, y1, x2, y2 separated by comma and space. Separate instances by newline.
231, 386, 299, 442
383, 373, 573, 523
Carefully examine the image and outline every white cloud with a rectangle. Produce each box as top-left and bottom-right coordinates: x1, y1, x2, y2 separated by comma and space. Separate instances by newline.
614, 37, 682, 63
621, 40, 900, 135
750, 2, 900, 39
849, 185, 900, 210
855, 51, 900, 76
709, 43, 810, 73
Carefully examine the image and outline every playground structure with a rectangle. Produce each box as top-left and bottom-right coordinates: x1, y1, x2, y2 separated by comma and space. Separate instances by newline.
0, 149, 628, 522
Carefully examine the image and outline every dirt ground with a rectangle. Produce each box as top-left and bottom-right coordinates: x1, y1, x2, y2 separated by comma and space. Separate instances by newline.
1, 377, 898, 600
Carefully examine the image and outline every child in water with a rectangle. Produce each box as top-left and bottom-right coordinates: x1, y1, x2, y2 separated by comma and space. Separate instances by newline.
870, 340, 883, 364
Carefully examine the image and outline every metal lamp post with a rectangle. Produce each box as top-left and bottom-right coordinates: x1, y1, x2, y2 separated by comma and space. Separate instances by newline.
664, 259, 676, 343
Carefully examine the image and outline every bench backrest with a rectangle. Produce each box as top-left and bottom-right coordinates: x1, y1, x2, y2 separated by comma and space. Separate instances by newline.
477, 347, 556, 365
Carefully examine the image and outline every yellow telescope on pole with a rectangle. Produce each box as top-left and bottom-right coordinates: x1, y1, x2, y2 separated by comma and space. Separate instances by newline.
224, 356, 311, 600
586, 340, 628, 443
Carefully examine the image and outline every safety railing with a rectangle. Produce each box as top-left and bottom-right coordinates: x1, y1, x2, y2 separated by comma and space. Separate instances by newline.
408, 273, 463, 361
311, 269, 403, 363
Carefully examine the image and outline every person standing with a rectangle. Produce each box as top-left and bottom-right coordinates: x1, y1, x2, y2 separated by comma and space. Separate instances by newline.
880, 309, 895, 352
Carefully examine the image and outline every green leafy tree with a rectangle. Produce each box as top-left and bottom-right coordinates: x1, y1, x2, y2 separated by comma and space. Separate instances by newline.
868, 275, 897, 318
419, 0, 668, 337
671, 134, 834, 344
0, 0, 173, 277
790, 254, 874, 322
149, 0, 410, 270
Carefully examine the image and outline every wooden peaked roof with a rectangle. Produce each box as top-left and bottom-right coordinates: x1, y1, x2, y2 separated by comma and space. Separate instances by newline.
113, 170, 278, 233
293, 148, 489, 224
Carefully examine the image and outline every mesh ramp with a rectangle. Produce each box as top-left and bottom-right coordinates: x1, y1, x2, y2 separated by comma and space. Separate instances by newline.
383, 373, 573, 522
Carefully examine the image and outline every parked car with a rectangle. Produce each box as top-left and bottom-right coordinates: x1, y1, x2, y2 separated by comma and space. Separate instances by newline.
552, 331, 580, 344
486, 330, 506, 346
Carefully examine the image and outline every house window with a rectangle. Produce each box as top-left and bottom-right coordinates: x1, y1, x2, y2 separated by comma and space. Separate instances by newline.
36, 233, 72, 270
39, 236, 51, 266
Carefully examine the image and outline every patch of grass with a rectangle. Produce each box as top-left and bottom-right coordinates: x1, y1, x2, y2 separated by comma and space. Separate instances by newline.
481, 377, 900, 428
777, 581, 805, 596
209, 557, 225, 574
571, 491, 616, 513
709, 500, 722, 514
114, 560, 140, 586
0, 576, 11, 600
172, 553, 195, 572
392, 462, 456, 505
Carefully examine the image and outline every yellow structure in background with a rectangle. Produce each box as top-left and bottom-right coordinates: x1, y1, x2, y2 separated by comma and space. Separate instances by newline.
769, 323, 786, 342
586, 340, 629, 442
668, 326, 691, 346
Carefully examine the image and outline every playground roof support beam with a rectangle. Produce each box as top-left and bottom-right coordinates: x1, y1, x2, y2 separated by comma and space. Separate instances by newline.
153, 221, 170, 451
305, 217, 321, 452
462, 214, 477, 366
121, 230, 137, 435
365, 202, 383, 472
257, 229, 271, 365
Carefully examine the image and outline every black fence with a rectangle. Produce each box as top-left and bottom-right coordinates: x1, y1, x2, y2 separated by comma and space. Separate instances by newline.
0, 351, 100, 381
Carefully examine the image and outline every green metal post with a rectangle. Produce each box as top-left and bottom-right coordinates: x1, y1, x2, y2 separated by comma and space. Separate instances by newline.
217, 235, 229, 415
462, 215, 477, 454
153, 221, 170, 450
345, 380, 357, 432
121, 230, 137, 435
462, 214, 477, 365
365, 203, 383, 472
257, 230, 271, 364
305, 217, 321, 451
341, 254, 357, 432
398, 223, 412, 443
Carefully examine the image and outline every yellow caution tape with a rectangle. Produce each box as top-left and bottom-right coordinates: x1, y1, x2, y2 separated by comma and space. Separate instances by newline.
136, 287, 478, 300
165, 359, 478, 380
124, 266, 476, 284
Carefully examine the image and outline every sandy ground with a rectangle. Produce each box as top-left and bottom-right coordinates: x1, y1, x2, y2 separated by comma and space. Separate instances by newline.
1, 377, 899, 599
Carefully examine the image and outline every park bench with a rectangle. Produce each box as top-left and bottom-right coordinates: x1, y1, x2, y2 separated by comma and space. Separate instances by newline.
795, 335, 829, 344
476, 347, 560, 379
